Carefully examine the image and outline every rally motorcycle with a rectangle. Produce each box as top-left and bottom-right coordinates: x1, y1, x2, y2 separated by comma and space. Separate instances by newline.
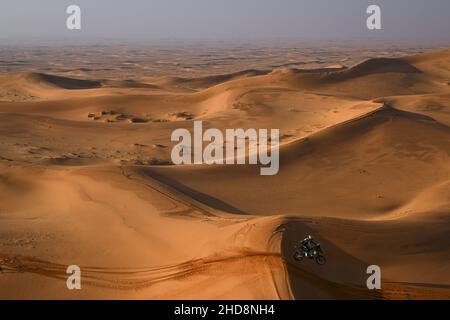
293, 243, 326, 265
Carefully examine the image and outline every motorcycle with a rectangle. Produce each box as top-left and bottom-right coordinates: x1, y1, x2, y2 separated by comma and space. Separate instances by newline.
293, 243, 326, 265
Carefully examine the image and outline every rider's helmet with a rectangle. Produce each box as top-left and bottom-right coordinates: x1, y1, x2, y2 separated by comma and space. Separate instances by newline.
307, 235, 312, 240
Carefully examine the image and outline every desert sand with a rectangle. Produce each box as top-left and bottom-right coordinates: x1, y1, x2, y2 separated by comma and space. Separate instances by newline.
0, 44, 449, 299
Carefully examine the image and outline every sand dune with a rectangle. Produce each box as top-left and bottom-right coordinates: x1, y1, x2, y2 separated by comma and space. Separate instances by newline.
146, 104, 450, 218
0, 49, 449, 299
0, 73, 103, 102
140, 69, 270, 91
21, 72, 102, 90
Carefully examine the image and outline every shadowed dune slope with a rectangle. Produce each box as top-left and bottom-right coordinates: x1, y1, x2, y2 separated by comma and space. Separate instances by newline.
24, 73, 102, 89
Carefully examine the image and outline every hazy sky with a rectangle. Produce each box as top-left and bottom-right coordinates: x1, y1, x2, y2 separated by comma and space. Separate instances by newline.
1, 0, 449, 41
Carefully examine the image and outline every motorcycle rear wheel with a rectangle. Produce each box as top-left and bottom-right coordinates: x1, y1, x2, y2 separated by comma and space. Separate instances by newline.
293, 251, 303, 261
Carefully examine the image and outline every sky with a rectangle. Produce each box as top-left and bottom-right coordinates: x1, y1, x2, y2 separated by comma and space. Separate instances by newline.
0, 0, 449, 42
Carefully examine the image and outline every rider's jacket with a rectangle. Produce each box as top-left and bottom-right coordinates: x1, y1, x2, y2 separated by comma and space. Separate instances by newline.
301, 238, 317, 251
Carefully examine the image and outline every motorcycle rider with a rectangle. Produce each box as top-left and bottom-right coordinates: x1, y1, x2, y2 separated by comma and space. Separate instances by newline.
301, 235, 318, 257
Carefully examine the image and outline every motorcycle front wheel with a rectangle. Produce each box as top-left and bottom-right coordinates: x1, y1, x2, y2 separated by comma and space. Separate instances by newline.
315, 255, 326, 265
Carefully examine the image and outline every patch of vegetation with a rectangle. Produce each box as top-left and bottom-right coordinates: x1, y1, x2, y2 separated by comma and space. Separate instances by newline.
129, 117, 149, 123
88, 110, 172, 124
173, 111, 194, 120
